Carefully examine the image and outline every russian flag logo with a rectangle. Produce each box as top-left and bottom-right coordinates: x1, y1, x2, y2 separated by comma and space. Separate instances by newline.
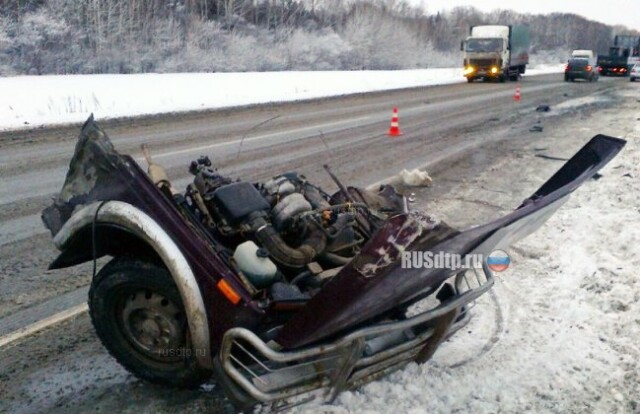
487, 250, 511, 272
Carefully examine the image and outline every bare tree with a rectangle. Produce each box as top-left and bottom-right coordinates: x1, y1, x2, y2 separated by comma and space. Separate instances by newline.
0, 0, 635, 75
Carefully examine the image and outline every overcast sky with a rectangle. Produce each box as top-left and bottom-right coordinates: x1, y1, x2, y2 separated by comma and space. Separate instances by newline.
410, 0, 640, 31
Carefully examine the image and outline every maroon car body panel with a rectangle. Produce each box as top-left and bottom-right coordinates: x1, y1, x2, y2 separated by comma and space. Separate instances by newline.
277, 134, 626, 348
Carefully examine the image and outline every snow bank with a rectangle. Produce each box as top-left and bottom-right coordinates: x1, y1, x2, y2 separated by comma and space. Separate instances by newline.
0, 65, 562, 131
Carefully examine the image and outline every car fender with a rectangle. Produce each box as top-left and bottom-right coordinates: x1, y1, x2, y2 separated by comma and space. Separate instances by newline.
52, 200, 212, 369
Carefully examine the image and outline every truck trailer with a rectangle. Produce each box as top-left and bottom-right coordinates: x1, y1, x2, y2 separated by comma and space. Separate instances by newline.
596, 35, 640, 76
462, 25, 530, 83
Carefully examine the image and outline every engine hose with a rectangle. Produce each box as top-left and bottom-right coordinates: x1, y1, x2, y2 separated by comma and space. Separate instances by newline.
254, 221, 327, 268
291, 270, 313, 286
321, 251, 354, 266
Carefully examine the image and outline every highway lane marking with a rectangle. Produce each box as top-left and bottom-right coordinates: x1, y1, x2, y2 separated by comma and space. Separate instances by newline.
0, 303, 88, 349
151, 115, 374, 159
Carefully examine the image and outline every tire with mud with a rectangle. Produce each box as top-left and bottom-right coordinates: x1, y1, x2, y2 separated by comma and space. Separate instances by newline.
89, 257, 212, 388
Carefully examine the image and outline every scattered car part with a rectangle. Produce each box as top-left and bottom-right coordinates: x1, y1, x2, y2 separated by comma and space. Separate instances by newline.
529, 125, 544, 132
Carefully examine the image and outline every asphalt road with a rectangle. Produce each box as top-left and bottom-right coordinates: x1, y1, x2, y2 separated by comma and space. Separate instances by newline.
0, 73, 631, 413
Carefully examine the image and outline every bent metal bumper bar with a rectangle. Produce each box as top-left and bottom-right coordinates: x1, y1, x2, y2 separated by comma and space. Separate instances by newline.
220, 263, 495, 405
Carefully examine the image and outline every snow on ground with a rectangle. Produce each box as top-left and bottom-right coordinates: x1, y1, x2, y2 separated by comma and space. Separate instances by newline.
0, 65, 562, 131
554, 95, 608, 112
291, 84, 640, 413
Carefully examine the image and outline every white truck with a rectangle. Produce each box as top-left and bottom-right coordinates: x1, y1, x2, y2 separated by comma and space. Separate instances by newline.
462, 25, 530, 83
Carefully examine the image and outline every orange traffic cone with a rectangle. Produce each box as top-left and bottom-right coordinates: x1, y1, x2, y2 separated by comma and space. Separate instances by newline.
388, 107, 403, 136
514, 84, 521, 102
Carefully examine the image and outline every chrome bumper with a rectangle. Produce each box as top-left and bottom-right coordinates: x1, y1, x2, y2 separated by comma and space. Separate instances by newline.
220, 263, 495, 407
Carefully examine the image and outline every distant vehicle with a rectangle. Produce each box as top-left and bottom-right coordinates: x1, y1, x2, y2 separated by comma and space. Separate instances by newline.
564, 58, 599, 82
462, 25, 530, 83
571, 50, 596, 61
631, 64, 640, 82
597, 35, 640, 76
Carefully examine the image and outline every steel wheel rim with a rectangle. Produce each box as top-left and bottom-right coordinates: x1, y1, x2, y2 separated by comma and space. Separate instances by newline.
120, 289, 186, 362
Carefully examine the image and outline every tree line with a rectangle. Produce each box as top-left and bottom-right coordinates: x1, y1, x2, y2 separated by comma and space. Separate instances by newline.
0, 0, 637, 75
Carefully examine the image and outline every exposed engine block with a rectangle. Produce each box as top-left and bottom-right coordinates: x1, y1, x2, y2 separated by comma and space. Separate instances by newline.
186, 158, 364, 281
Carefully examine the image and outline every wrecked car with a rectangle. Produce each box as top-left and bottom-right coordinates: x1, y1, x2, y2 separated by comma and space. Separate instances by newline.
42, 116, 625, 410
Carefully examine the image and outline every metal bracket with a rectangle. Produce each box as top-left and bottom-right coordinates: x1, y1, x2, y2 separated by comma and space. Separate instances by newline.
328, 337, 366, 402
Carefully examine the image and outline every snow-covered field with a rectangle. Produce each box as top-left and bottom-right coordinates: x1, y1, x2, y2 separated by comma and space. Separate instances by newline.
0, 65, 562, 131
293, 87, 640, 414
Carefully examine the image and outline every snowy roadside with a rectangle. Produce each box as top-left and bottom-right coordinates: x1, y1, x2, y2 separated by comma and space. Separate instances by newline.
0, 65, 562, 131
292, 87, 640, 413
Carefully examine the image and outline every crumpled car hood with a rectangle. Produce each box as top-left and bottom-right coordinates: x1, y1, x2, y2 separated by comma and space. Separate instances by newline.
277, 135, 626, 349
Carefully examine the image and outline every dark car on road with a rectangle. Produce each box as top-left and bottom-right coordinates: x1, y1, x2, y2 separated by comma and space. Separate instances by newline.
564, 58, 599, 82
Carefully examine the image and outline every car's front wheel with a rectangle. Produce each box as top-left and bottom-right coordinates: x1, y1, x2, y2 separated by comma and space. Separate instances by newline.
89, 257, 211, 388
